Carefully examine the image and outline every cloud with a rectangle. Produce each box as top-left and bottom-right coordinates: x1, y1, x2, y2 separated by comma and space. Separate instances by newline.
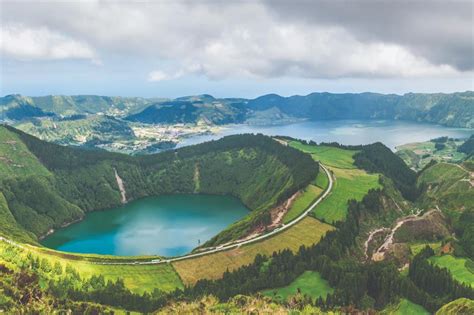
148, 70, 183, 82
262, 0, 474, 71
1, 1, 471, 81
0, 24, 97, 62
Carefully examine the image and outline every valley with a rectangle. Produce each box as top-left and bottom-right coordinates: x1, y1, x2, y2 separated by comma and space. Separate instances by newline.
0, 124, 473, 313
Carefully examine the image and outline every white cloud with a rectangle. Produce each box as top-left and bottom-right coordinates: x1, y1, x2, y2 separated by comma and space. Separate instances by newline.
0, 1, 470, 81
148, 70, 183, 82
0, 25, 97, 62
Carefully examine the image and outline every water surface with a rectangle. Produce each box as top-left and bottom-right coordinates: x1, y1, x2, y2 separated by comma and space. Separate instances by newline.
41, 194, 249, 257
179, 120, 472, 150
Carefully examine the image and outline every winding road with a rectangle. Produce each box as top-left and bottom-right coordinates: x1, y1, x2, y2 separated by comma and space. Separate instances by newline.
1, 163, 334, 266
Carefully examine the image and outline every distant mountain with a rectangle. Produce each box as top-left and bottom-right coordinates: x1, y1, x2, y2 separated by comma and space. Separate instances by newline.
125, 98, 247, 125
0, 94, 159, 118
1, 91, 473, 128
245, 91, 474, 128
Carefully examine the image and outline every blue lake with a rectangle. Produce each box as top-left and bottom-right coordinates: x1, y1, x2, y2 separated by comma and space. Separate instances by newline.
41, 194, 249, 257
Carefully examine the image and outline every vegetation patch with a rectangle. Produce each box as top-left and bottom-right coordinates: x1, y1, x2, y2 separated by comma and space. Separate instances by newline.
289, 141, 357, 169
429, 255, 474, 287
172, 217, 333, 285
261, 271, 333, 302
0, 242, 183, 294
417, 162, 473, 219
283, 184, 323, 224
313, 166, 329, 189
288, 140, 381, 223
381, 298, 429, 315
435, 298, 474, 315
0, 127, 51, 179
410, 242, 442, 256
312, 167, 380, 223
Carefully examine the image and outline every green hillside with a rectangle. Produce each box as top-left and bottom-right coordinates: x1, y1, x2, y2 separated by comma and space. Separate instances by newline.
0, 126, 316, 244
417, 162, 473, 218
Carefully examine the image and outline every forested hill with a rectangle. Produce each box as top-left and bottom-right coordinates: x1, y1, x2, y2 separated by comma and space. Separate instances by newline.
0, 125, 317, 244
1, 91, 472, 128
245, 91, 474, 128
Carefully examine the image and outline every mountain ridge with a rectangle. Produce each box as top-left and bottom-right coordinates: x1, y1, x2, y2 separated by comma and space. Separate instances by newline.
1, 91, 473, 128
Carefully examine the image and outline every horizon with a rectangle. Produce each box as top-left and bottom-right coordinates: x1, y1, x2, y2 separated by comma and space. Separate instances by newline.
4, 89, 474, 100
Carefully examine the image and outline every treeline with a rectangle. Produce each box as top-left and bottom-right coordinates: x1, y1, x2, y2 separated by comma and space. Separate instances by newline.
458, 134, 474, 156
179, 189, 474, 312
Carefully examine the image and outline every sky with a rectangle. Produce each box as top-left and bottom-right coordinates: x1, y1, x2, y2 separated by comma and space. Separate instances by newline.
0, 0, 473, 98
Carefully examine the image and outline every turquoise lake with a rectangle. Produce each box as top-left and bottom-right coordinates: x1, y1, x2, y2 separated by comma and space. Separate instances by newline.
41, 194, 249, 257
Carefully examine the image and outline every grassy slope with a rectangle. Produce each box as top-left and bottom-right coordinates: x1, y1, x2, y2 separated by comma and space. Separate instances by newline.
173, 217, 333, 285
0, 241, 183, 294
289, 141, 381, 223
382, 298, 429, 315
435, 298, 474, 315
0, 127, 51, 178
418, 162, 473, 219
289, 142, 356, 169
0, 192, 35, 242
282, 184, 323, 224
429, 255, 474, 288
314, 166, 329, 189
261, 271, 333, 302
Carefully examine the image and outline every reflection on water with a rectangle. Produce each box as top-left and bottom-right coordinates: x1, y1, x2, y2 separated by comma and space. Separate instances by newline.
41, 194, 249, 256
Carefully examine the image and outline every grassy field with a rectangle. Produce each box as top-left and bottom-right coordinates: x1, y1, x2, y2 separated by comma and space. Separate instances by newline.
289, 141, 381, 223
381, 298, 429, 315
283, 184, 323, 224
289, 141, 357, 169
0, 242, 184, 294
261, 271, 333, 302
313, 166, 329, 189
429, 255, 474, 287
173, 217, 333, 285
312, 167, 380, 223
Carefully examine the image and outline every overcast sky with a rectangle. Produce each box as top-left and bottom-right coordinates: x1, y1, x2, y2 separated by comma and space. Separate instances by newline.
0, 0, 473, 98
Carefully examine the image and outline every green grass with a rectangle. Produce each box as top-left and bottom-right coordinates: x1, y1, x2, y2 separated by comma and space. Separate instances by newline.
381, 298, 429, 315
0, 192, 36, 243
312, 167, 381, 223
283, 184, 323, 224
409, 242, 442, 256
173, 217, 333, 285
0, 126, 51, 178
313, 166, 329, 189
417, 162, 473, 219
289, 140, 381, 223
429, 255, 474, 287
436, 298, 474, 315
0, 242, 184, 294
289, 141, 357, 169
261, 271, 333, 302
